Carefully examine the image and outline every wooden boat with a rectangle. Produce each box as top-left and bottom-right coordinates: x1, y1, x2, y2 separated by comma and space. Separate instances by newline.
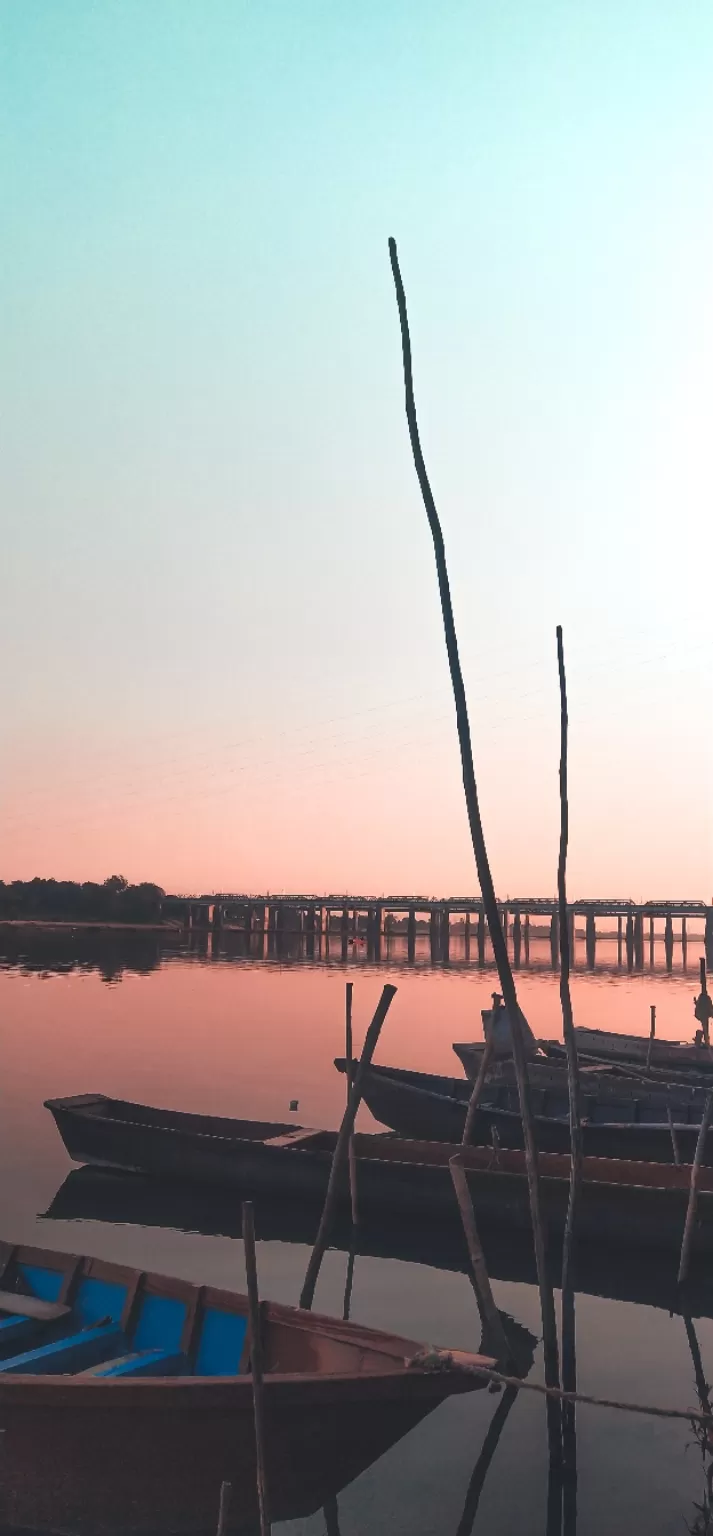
44, 1093, 713, 1255
452, 1041, 712, 1093
334, 1060, 713, 1160
45, 1165, 713, 1316
454, 1027, 713, 1081
0, 1236, 491, 1533
573, 1025, 713, 1074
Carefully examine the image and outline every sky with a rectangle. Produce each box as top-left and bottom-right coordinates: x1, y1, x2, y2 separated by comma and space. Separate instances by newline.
1, 0, 711, 899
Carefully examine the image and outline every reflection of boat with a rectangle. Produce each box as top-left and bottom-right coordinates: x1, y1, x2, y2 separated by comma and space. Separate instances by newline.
337, 1061, 713, 1162
43, 1093, 713, 1256
454, 1027, 713, 1080
0, 1237, 491, 1533
44, 1165, 713, 1313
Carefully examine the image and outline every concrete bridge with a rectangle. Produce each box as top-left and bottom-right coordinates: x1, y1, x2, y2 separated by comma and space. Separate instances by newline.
167, 893, 713, 967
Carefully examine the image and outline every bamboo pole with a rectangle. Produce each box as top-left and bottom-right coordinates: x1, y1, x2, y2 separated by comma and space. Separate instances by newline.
646, 1005, 657, 1074
388, 236, 561, 1437
341, 1239, 356, 1322
242, 1202, 270, 1536
556, 625, 582, 1428
462, 1033, 495, 1146
449, 1155, 512, 1364
677, 1089, 713, 1285
667, 1108, 682, 1167
300, 984, 397, 1310
345, 983, 359, 1227
216, 1481, 232, 1536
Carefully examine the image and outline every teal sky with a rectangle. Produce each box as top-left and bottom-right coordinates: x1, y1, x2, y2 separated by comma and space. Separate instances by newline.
1, 1, 711, 896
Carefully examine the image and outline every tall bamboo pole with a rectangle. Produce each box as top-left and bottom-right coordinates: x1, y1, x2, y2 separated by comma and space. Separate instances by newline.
300, 984, 396, 1310
388, 237, 561, 1430
556, 625, 582, 1435
678, 1089, 713, 1285
345, 982, 359, 1227
242, 1202, 270, 1536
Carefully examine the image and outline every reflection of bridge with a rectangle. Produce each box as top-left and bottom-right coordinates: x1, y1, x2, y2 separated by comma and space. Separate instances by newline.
166, 893, 713, 967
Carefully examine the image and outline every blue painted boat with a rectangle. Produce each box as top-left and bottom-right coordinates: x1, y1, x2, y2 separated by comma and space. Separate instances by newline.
0, 1237, 493, 1533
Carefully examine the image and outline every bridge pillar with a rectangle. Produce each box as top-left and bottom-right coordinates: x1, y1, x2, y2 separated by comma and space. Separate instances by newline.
441, 908, 450, 963
464, 911, 471, 960
648, 915, 654, 965
634, 911, 644, 969
665, 913, 673, 970
550, 910, 559, 966
706, 909, 713, 967
524, 913, 530, 962
617, 914, 623, 963
568, 909, 576, 952
501, 906, 509, 943
625, 913, 635, 968
407, 907, 416, 960
374, 905, 383, 960
585, 912, 596, 969
477, 911, 485, 965
513, 910, 522, 969
682, 916, 687, 953
341, 907, 349, 939
267, 905, 277, 934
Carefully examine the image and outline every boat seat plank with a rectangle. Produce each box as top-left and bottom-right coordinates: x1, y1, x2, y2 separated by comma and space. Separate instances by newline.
0, 1291, 70, 1323
80, 1348, 185, 1377
263, 1129, 323, 1148
0, 1322, 124, 1375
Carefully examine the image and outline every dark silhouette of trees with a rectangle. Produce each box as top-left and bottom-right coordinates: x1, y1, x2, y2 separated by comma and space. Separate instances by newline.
0, 878, 166, 925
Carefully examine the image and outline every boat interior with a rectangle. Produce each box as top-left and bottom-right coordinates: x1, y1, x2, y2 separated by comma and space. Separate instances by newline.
0, 1243, 416, 1381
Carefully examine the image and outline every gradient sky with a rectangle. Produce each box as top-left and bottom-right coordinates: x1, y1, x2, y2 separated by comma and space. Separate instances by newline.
2, 1, 711, 898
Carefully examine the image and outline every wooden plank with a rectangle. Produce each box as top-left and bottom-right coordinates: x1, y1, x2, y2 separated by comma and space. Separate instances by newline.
0, 1290, 70, 1322
264, 1129, 322, 1148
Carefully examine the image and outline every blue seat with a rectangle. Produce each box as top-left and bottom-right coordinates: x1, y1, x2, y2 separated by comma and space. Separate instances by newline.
0, 1322, 125, 1375
81, 1349, 186, 1377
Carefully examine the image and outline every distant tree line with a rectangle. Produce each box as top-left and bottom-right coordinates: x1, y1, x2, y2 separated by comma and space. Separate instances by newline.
0, 875, 166, 925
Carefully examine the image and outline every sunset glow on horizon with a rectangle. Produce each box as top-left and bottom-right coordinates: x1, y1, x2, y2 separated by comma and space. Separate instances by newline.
2, 2, 711, 899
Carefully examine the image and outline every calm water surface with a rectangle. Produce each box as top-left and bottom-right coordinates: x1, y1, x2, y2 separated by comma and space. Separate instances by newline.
0, 930, 711, 1536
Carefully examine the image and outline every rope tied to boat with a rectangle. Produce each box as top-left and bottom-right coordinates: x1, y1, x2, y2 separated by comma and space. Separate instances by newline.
407, 1351, 713, 1429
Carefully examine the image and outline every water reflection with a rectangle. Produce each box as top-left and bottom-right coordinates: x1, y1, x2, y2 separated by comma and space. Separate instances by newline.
0, 924, 706, 983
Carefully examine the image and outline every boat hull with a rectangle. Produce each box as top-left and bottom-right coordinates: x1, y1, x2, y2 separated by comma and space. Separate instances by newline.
349, 1062, 713, 1164
0, 1375, 455, 1533
45, 1095, 713, 1258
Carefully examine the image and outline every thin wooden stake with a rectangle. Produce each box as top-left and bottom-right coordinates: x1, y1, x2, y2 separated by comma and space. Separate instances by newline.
242, 1202, 270, 1536
345, 982, 359, 1227
556, 625, 582, 1419
388, 236, 561, 1444
678, 1090, 713, 1284
462, 1033, 495, 1146
300, 984, 397, 1310
668, 1108, 682, 1167
216, 1481, 232, 1536
646, 1005, 657, 1074
449, 1155, 512, 1365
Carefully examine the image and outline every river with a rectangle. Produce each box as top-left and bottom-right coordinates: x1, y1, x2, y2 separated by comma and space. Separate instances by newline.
0, 927, 710, 1535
